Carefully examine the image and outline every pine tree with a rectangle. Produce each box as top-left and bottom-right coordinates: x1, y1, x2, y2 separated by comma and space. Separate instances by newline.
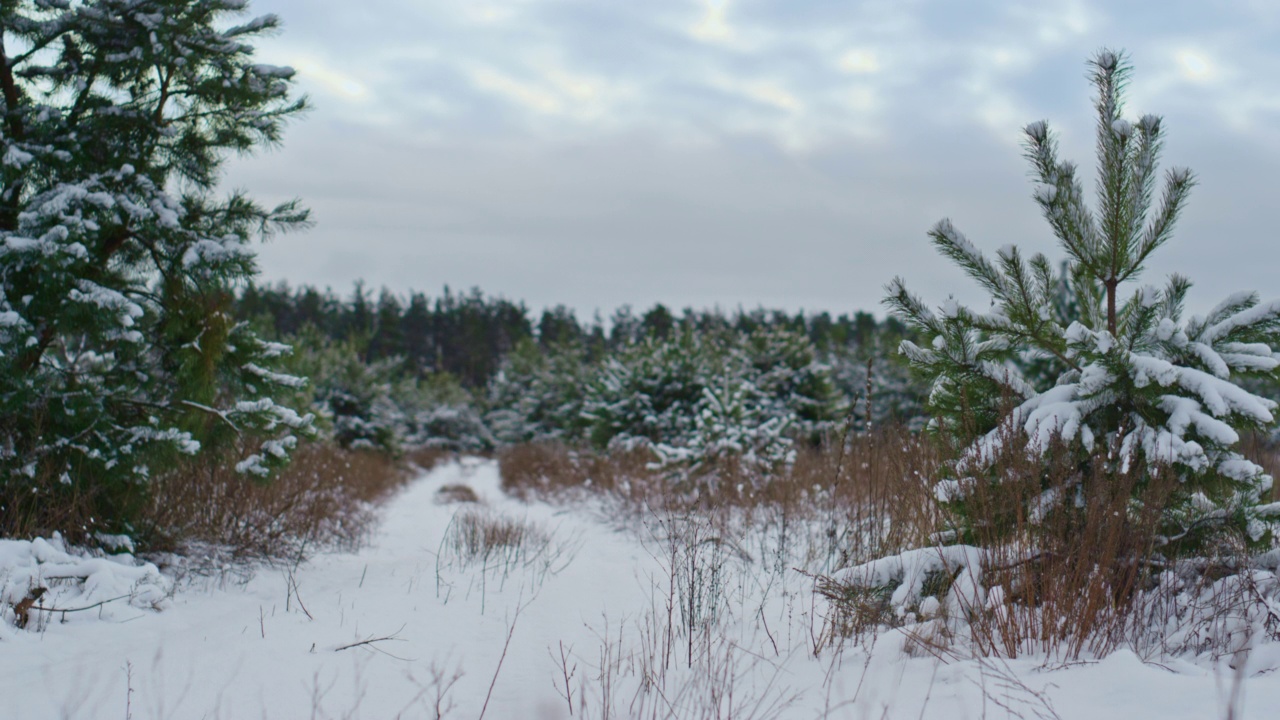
743, 325, 841, 441
582, 329, 707, 449
486, 337, 589, 445
655, 370, 797, 482
368, 288, 405, 361
885, 50, 1280, 551
0, 1, 313, 534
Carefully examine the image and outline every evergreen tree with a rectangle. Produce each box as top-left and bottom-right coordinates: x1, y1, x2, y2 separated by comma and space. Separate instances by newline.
401, 291, 433, 372
0, 0, 313, 533
368, 288, 405, 361
537, 305, 581, 348
641, 303, 675, 340
654, 370, 797, 482
345, 281, 373, 347
886, 50, 1280, 550
743, 325, 841, 441
583, 329, 707, 449
289, 329, 401, 453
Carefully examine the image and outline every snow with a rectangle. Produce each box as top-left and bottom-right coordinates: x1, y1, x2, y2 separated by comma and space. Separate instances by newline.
4, 460, 1280, 718
0, 534, 171, 642
835, 544, 987, 616
243, 362, 308, 388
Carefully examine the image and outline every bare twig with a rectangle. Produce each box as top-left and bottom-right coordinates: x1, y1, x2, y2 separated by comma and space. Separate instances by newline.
335, 624, 407, 653
285, 568, 313, 621
478, 603, 524, 720
550, 640, 578, 716
27, 592, 131, 616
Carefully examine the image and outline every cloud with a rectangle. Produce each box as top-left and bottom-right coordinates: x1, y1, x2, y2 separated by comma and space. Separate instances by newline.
839, 49, 880, 75
468, 66, 563, 114
690, 0, 734, 44
228, 0, 1280, 317
288, 55, 370, 102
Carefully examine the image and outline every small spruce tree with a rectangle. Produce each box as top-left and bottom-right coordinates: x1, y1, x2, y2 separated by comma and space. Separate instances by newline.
886, 49, 1280, 552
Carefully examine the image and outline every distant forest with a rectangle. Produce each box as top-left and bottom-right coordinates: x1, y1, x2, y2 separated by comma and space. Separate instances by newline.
229, 282, 928, 457
235, 281, 912, 389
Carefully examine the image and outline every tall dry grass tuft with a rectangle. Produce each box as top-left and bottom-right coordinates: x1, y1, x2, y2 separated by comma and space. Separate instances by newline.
787, 429, 944, 568
498, 442, 660, 505
499, 427, 948, 622
951, 439, 1179, 659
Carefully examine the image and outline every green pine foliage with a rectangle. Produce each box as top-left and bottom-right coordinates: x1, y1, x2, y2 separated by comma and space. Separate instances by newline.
744, 325, 842, 442
486, 337, 590, 445
583, 328, 708, 450
234, 281, 930, 464
886, 50, 1280, 552
0, 1, 313, 535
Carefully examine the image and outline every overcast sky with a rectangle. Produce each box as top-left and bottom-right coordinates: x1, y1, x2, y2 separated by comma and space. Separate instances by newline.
225, 0, 1280, 320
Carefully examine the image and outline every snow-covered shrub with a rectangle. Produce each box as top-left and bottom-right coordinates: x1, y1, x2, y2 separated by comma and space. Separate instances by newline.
292, 332, 495, 454
289, 332, 404, 453
743, 326, 842, 442
395, 372, 490, 452
0, 534, 170, 636
579, 327, 840, 480
581, 330, 707, 450
408, 405, 492, 452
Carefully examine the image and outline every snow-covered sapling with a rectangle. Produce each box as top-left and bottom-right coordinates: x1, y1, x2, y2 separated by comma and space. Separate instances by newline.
885, 49, 1280, 554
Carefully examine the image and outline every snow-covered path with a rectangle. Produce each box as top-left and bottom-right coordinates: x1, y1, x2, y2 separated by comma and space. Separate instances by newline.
3, 459, 1280, 719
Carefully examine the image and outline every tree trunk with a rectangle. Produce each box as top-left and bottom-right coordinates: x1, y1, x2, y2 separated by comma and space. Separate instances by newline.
1105, 278, 1118, 337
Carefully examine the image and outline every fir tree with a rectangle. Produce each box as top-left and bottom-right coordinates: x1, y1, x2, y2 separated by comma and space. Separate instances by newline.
0, 1, 312, 533
886, 50, 1280, 551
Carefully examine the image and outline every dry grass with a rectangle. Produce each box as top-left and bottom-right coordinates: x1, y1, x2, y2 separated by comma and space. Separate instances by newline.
500, 428, 940, 545
954, 442, 1179, 659
502, 429, 1280, 662
406, 447, 454, 473
435, 484, 481, 504
500, 428, 946, 592
434, 507, 574, 607
140, 442, 425, 561
0, 467, 104, 544
0, 441, 438, 561
441, 507, 553, 570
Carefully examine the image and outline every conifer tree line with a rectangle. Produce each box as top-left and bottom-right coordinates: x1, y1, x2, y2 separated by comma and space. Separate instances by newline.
232, 281, 929, 462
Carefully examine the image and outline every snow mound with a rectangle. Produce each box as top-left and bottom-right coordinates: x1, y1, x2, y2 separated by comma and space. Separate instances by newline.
834, 544, 988, 618
0, 534, 171, 636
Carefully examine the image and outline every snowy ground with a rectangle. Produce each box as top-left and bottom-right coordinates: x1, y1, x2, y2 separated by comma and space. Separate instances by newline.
3, 459, 1280, 719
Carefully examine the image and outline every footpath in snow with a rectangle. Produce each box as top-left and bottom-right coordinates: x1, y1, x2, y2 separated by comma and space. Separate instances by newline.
2, 458, 1280, 719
